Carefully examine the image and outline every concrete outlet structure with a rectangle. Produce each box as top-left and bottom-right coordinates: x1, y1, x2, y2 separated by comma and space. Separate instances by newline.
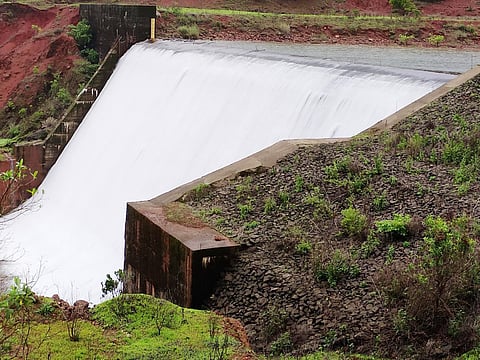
124, 201, 239, 308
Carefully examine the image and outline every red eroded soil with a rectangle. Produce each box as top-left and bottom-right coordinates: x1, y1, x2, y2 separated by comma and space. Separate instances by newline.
0, 4, 79, 109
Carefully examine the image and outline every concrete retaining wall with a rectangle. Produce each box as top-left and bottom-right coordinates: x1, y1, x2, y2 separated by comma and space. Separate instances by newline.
80, 4, 156, 60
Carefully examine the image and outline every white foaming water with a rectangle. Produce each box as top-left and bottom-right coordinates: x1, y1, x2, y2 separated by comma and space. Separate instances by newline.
3, 41, 453, 303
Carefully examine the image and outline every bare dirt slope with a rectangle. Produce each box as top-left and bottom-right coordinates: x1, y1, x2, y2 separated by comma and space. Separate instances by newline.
0, 4, 79, 109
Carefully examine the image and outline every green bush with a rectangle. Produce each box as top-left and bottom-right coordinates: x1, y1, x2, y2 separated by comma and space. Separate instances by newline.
379, 215, 480, 341
315, 250, 360, 287
238, 202, 253, 220
303, 186, 333, 219
375, 213, 411, 240
372, 191, 389, 211
178, 24, 199, 39
295, 240, 312, 255
80, 48, 99, 64
269, 331, 292, 356
427, 34, 445, 47
294, 175, 304, 192
389, 0, 420, 16
68, 19, 92, 50
263, 197, 276, 214
340, 207, 367, 237
360, 231, 381, 258
398, 33, 414, 45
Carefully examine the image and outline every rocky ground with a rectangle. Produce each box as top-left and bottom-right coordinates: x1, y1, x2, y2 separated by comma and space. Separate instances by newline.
185, 73, 480, 359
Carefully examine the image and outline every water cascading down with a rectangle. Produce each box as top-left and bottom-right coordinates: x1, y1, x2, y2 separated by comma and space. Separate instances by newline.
3, 41, 453, 303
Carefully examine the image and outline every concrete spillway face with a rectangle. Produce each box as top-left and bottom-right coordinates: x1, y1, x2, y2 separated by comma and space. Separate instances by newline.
2, 40, 453, 303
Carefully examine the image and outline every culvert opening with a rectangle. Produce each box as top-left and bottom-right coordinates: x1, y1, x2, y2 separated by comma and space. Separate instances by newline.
192, 254, 232, 309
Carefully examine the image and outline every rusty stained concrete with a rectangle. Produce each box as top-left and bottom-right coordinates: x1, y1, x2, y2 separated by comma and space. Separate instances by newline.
124, 201, 238, 308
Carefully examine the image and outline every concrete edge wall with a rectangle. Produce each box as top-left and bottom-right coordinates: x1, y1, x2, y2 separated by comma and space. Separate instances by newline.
364, 65, 480, 135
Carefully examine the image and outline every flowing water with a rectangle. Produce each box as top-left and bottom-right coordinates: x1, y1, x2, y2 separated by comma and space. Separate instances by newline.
3, 40, 454, 302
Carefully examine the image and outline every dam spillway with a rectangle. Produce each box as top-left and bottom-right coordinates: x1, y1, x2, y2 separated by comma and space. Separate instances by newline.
3, 41, 454, 303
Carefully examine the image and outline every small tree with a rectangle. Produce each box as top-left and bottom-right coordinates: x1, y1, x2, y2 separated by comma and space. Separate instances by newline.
0, 159, 38, 217
101, 269, 124, 299
68, 19, 99, 65
0, 277, 37, 358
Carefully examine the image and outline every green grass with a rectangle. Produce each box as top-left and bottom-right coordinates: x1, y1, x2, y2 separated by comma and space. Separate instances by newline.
2, 294, 242, 360
92, 294, 238, 360
12, 320, 117, 359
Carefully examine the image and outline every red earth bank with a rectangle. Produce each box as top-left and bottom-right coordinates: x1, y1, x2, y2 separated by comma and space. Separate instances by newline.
0, 4, 79, 109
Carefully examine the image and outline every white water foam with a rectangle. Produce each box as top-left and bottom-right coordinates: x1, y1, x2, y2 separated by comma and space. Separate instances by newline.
3, 41, 453, 303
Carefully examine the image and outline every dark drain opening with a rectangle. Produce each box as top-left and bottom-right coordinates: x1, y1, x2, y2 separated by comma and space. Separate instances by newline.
192, 254, 231, 309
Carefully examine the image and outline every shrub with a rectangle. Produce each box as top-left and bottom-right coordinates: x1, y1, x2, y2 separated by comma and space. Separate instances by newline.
193, 182, 210, 200
340, 207, 367, 237
236, 176, 256, 199
178, 24, 199, 39
314, 249, 360, 287
389, 0, 420, 16
372, 191, 389, 211
68, 19, 92, 50
360, 231, 381, 258
270, 331, 292, 356
398, 33, 414, 45
303, 187, 333, 219
80, 48, 99, 64
17, 107, 27, 118
427, 34, 445, 47
74, 59, 99, 79
259, 306, 288, 344
295, 240, 312, 255
238, 202, 253, 220
263, 197, 276, 214
379, 215, 480, 342
36, 298, 55, 317
375, 213, 412, 240
294, 175, 304, 193
278, 190, 290, 207
245, 220, 259, 230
